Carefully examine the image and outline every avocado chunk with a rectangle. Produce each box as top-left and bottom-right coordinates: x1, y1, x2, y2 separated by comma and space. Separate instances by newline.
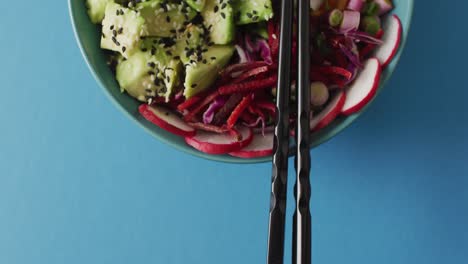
183, 45, 234, 98
201, 0, 235, 45
86, 0, 113, 24
184, 0, 206, 12
175, 24, 209, 61
101, 2, 145, 58
116, 38, 182, 102
136, 0, 197, 38
233, 0, 273, 25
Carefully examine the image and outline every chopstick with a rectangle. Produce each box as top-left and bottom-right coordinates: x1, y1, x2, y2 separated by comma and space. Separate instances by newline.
267, 0, 294, 263
292, 0, 312, 263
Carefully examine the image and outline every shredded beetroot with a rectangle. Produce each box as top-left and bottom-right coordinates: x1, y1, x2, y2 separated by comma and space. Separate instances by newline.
316, 66, 353, 80
177, 96, 202, 111
240, 111, 257, 124
221, 61, 268, 78
188, 122, 229, 133
233, 66, 270, 84
184, 91, 220, 122
256, 101, 276, 114
227, 93, 254, 128
218, 75, 278, 95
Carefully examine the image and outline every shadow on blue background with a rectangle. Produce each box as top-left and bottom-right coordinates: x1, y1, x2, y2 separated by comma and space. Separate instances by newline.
0, 1, 466, 264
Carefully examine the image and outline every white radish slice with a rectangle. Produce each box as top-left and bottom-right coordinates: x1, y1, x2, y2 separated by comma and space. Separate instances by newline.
185, 126, 253, 155
310, 91, 346, 131
341, 58, 381, 115
229, 132, 274, 158
139, 104, 196, 137
374, 15, 402, 67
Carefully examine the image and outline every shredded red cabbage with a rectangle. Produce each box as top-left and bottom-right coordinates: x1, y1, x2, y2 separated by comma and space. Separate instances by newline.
202, 97, 227, 124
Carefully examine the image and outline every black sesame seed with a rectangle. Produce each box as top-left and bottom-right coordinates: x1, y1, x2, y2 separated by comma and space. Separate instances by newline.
191, 84, 197, 88
221, 12, 226, 19
118, 27, 123, 34
122, 46, 126, 52
221, 3, 227, 9
214, 6, 219, 12
166, 16, 171, 23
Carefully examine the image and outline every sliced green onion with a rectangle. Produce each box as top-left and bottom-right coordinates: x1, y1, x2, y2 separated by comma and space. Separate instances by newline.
329, 9, 344, 27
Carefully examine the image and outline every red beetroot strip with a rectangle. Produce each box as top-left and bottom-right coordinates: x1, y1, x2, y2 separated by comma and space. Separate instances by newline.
221, 61, 268, 78
188, 122, 229, 133
233, 66, 270, 84
184, 91, 220, 122
218, 75, 278, 95
227, 93, 254, 128
177, 95, 202, 111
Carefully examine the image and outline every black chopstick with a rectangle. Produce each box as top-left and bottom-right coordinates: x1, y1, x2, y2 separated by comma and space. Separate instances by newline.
267, 0, 294, 263
293, 0, 312, 263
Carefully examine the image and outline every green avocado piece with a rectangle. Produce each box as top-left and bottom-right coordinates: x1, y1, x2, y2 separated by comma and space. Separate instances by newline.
184, 0, 206, 12
202, 0, 235, 45
175, 24, 208, 61
183, 45, 234, 98
86, 0, 113, 24
100, 2, 145, 58
136, 0, 197, 38
233, 0, 273, 25
116, 38, 182, 102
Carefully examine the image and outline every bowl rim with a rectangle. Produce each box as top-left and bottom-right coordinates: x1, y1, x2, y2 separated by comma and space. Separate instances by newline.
69, 0, 414, 164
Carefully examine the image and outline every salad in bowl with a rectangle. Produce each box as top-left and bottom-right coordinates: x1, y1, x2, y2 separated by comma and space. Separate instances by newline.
83, 0, 403, 158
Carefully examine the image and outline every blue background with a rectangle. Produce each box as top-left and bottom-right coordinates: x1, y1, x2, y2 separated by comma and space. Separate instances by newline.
1, 1, 467, 264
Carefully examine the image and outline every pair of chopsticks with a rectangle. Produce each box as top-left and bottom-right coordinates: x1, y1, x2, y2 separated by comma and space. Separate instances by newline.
267, 0, 311, 264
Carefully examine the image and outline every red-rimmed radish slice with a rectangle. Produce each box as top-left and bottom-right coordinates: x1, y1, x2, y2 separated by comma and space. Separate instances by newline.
374, 15, 402, 67
185, 126, 253, 155
311, 91, 346, 131
341, 58, 381, 115
229, 132, 274, 158
139, 104, 196, 137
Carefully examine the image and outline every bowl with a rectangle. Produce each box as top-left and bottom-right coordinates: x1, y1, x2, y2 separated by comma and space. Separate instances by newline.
69, 0, 414, 163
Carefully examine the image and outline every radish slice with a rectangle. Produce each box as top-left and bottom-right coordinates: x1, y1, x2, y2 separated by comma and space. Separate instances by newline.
374, 15, 402, 67
229, 133, 274, 158
341, 58, 382, 115
185, 126, 253, 155
310, 91, 346, 131
139, 104, 196, 137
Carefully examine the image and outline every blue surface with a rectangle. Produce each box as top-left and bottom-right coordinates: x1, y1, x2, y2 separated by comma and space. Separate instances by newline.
0, 1, 467, 264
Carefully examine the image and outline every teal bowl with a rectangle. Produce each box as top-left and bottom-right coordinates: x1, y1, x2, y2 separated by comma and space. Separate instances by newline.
69, 0, 414, 163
